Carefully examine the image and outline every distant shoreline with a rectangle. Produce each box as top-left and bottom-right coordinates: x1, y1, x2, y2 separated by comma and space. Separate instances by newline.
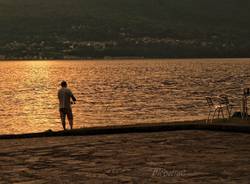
1, 57, 250, 62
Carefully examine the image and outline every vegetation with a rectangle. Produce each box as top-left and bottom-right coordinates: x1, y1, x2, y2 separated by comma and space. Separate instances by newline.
0, 0, 250, 59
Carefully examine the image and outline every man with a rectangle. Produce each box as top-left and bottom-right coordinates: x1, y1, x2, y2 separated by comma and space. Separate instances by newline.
58, 80, 76, 130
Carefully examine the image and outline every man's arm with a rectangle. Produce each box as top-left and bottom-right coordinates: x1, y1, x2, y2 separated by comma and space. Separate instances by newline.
71, 95, 76, 102
68, 89, 76, 102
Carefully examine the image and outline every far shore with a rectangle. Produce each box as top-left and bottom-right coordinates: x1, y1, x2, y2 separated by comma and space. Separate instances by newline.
1, 57, 250, 62
1, 118, 250, 139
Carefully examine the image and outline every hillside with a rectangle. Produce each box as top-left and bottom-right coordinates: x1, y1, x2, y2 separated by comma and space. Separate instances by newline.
0, 0, 250, 59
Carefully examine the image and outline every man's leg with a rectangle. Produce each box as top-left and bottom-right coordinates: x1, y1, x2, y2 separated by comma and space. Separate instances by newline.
67, 108, 73, 130
60, 108, 66, 130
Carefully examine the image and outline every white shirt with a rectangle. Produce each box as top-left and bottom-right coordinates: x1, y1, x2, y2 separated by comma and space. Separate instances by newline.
58, 87, 74, 109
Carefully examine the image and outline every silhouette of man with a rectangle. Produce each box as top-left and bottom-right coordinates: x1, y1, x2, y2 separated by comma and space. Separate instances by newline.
58, 80, 76, 130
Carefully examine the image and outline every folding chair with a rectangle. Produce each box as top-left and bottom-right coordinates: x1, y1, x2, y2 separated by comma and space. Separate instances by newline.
206, 96, 225, 123
218, 95, 233, 119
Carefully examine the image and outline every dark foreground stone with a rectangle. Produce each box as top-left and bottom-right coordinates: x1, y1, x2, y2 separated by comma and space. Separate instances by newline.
0, 130, 250, 183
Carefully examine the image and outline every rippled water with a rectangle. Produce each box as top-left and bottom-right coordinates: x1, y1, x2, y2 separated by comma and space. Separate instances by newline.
0, 59, 249, 134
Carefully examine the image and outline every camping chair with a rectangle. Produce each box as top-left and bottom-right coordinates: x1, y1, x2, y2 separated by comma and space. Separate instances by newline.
218, 95, 233, 119
206, 96, 225, 123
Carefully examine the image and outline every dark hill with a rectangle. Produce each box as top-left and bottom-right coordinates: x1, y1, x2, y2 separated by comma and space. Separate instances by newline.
0, 0, 250, 59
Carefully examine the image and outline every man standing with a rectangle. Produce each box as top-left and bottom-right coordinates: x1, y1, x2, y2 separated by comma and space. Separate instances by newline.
58, 80, 76, 130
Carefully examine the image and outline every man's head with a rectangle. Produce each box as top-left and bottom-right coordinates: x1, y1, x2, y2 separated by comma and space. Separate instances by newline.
61, 80, 67, 87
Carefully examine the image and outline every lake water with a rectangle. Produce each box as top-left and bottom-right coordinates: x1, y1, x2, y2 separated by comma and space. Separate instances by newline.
0, 59, 249, 134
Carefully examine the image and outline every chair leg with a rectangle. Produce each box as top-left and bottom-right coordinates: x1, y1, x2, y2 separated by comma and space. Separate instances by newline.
241, 97, 247, 119
207, 110, 211, 123
217, 109, 220, 119
221, 109, 225, 119
226, 106, 230, 119
212, 109, 217, 122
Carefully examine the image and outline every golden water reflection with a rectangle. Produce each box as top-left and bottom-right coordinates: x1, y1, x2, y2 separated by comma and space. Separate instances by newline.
0, 61, 59, 133
0, 59, 250, 134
